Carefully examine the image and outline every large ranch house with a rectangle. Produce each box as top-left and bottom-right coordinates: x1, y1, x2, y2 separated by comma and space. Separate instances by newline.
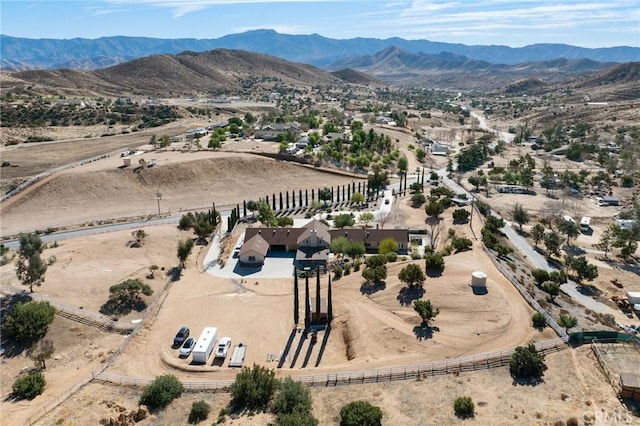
239, 219, 409, 270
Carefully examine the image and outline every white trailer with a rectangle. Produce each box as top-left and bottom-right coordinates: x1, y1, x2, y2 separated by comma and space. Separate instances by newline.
229, 344, 247, 368
192, 327, 218, 364
627, 292, 640, 305
580, 216, 591, 231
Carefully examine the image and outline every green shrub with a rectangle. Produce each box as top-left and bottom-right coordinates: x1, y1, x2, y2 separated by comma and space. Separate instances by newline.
453, 396, 474, 418
12, 372, 46, 399
188, 400, 210, 424
334, 264, 343, 279
272, 377, 312, 416
340, 400, 383, 426
386, 252, 398, 262
2, 301, 55, 341
276, 411, 319, 426
510, 344, 547, 380
353, 260, 361, 271
532, 312, 547, 328
139, 374, 184, 409
451, 236, 472, 253
230, 364, 277, 410
424, 252, 445, 274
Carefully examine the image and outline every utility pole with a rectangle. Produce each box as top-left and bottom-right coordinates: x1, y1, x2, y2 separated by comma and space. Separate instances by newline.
156, 189, 163, 216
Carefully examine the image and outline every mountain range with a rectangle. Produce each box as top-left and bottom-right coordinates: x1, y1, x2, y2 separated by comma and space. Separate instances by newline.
2, 30, 639, 71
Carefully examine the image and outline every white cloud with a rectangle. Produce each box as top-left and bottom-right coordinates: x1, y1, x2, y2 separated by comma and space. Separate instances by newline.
105, 0, 336, 18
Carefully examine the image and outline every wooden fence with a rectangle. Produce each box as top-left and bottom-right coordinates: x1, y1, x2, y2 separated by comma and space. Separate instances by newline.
93, 338, 566, 391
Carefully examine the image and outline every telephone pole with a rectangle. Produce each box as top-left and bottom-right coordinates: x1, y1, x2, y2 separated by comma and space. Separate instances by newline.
156, 189, 163, 216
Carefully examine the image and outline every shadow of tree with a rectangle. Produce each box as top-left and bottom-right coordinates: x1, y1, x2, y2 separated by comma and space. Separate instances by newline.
360, 281, 386, 295
425, 268, 443, 278
413, 324, 439, 341
397, 286, 425, 306
511, 376, 545, 387
99, 298, 147, 317
577, 283, 603, 297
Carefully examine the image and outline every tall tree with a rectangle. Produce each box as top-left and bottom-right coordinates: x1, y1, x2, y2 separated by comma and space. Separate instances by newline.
304, 275, 310, 327
544, 231, 562, 258
511, 203, 529, 232
315, 268, 321, 325
28, 339, 55, 370
559, 314, 578, 332
327, 274, 333, 324
398, 263, 426, 288
16, 232, 47, 293
413, 299, 439, 325
177, 239, 195, 269
531, 224, 545, 248
293, 272, 299, 325
318, 187, 332, 206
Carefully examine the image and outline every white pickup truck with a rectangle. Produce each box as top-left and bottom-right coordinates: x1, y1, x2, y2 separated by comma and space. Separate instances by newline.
214, 337, 231, 358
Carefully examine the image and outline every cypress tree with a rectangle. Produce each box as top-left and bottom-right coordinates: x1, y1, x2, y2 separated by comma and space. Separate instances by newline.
299, 190, 303, 208
243, 200, 247, 217
305, 189, 309, 206
327, 273, 333, 324
293, 272, 299, 325
279, 192, 283, 210
286, 191, 290, 209
315, 267, 321, 324
304, 275, 310, 328
272, 194, 276, 211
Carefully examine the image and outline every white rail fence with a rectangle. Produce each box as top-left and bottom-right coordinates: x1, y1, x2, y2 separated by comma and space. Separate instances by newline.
1, 149, 124, 203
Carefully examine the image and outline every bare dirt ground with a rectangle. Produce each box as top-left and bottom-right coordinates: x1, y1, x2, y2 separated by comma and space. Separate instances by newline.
0, 152, 362, 237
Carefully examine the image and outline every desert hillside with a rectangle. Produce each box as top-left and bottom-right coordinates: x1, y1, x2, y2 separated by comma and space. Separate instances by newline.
0, 153, 361, 236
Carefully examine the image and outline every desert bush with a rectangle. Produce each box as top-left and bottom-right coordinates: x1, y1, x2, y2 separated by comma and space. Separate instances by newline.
230, 364, 277, 410
12, 372, 46, 399
340, 400, 383, 426
424, 252, 445, 274
385, 252, 398, 262
567, 417, 579, 426
275, 411, 319, 426
453, 396, 475, 418
272, 377, 312, 416
510, 344, 546, 380
139, 374, 184, 410
188, 400, 210, 424
532, 312, 547, 328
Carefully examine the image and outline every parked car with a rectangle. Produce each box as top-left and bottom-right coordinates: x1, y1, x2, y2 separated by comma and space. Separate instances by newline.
179, 337, 196, 357
173, 326, 190, 347
384, 198, 390, 205
214, 337, 232, 358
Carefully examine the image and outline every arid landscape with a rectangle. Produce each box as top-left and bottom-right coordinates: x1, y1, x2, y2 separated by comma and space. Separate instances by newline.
1, 23, 640, 426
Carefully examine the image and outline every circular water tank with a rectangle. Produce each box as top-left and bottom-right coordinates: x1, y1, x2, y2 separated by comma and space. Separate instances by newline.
471, 271, 487, 287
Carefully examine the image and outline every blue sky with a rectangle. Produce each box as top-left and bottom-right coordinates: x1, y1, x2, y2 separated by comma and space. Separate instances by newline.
2, 0, 639, 48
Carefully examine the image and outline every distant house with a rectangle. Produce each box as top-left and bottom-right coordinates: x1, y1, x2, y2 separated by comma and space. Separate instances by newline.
185, 128, 208, 139
430, 144, 450, 156
375, 116, 396, 126
324, 132, 349, 143
600, 195, 620, 206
